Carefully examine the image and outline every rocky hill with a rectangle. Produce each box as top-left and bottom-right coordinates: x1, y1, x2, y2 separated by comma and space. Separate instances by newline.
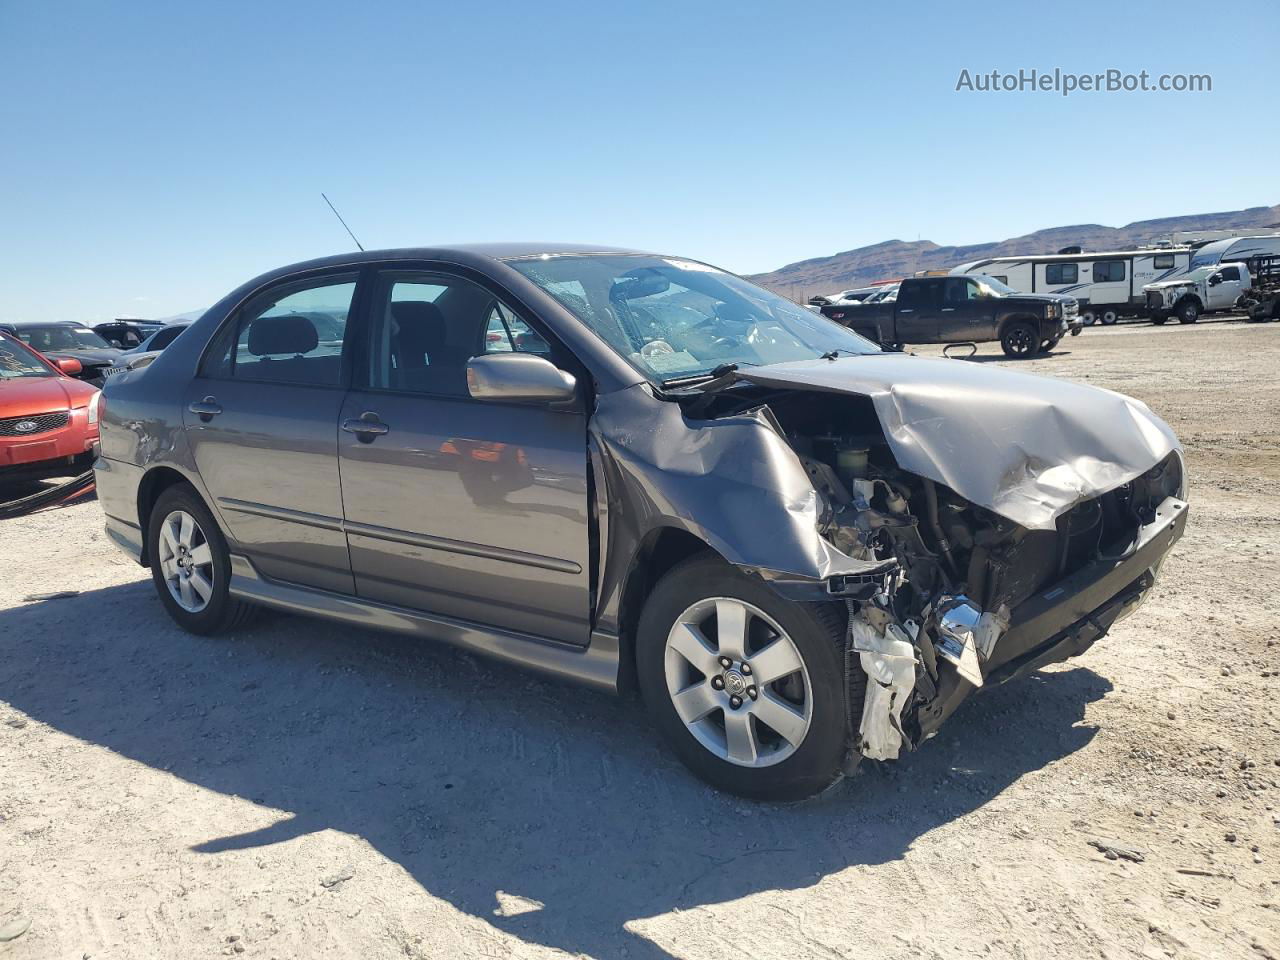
749, 203, 1280, 298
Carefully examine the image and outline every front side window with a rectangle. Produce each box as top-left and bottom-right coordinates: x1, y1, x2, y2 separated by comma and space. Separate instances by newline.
1219, 266, 1240, 282
362, 272, 555, 397
205, 275, 356, 386
1093, 261, 1126, 282
943, 278, 979, 303
17, 326, 113, 352
508, 254, 879, 385
1045, 263, 1078, 285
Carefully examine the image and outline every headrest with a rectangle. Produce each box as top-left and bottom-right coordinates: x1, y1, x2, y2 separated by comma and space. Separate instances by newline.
390, 301, 447, 351
247, 314, 318, 357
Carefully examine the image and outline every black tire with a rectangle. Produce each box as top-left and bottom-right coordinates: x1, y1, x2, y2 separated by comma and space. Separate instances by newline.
636, 553, 855, 802
147, 483, 257, 635
1177, 299, 1200, 324
1000, 321, 1040, 358
1151, 315, 1169, 325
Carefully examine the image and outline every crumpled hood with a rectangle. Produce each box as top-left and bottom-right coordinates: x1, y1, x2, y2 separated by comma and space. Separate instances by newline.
732, 354, 1180, 531
1145, 277, 1197, 291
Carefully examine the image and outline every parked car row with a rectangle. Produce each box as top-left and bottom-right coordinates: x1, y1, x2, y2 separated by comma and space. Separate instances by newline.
0, 320, 191, 388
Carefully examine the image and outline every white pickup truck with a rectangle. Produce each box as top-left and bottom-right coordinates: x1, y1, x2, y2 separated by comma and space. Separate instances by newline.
1143, 262, 1249, 324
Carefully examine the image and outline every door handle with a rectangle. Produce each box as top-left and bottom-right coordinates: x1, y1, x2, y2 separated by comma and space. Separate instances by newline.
188, 397, 222, 421
941, 307, 956, 312
343, 412, 389, 442
899, 309, 914, 313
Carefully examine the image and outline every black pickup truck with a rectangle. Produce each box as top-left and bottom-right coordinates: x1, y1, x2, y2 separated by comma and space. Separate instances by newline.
820, 275, 1081, 357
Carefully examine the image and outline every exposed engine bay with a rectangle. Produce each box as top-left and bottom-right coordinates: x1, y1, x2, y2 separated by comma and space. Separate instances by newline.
681, 385, 1186, 763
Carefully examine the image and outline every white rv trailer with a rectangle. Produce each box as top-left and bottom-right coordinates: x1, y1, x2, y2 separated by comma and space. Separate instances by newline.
1186, 234, 1280, 271
949, 248, 1191, 324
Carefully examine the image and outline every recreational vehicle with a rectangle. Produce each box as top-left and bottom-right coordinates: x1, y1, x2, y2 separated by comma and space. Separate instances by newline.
949, 248, 1191, 324
1186, 235, 1280, 271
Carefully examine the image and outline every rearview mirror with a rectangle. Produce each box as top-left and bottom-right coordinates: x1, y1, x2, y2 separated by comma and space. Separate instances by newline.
467, 353, 576, 403
55, 357, 83, 376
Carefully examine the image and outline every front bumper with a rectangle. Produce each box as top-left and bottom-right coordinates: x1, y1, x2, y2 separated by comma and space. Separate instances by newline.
915, 493, 1188, 739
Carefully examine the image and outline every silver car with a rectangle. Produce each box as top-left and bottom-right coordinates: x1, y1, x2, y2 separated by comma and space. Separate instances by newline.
95, 244, 1188, 800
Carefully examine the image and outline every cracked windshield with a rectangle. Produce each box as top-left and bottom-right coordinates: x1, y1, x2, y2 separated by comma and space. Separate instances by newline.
510, 254, 879, 383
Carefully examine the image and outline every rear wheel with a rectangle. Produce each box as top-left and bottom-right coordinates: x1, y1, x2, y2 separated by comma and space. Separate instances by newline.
1081, 310, 1097, 326
147, 484, 257, 635
1177, 299, 1201, 324
1000, 321, 1040, 358
1101, 309, 1119, 325
1151, 314, 1169, 325
637, 554, 853, 801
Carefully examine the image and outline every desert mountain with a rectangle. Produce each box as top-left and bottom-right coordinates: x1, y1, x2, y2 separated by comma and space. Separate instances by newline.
749, 204, 1280, 298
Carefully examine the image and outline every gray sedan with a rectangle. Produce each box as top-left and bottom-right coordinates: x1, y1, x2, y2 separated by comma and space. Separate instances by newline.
94, 244, 1187, 800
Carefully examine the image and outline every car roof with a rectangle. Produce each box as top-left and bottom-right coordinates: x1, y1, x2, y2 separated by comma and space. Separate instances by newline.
260, 243, 658, 276
4, 320, 87, 329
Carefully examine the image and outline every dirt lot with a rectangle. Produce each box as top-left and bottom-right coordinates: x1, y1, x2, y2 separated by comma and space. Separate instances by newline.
2, 316, 1278, 960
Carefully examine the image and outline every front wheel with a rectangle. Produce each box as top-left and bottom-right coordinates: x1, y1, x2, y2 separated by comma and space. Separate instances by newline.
1177, 299, 1200, 324
637, 554, 854, 801
1081, 310, 1097, 326
147, 484, 258, 635
1000, 321, 1041, 358
1101, 309, 1119, 325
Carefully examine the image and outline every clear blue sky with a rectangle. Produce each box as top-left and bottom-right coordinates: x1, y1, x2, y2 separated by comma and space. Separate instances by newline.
1, 0, 1275, 322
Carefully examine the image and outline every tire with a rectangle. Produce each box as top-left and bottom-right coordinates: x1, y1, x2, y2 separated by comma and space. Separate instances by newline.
1081, 311, 1096, 326
1177, 299, 1200, 324
636, 553, 854, 801
147, 483, 257, 635
1151, 315, 1169, 325
1101, 309, 1119, 325
1000, 321, 1040, 359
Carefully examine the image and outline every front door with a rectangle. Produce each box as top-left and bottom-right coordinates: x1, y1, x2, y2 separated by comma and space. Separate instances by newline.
1208, 264, 1245, 310
939, 277, 998, 341
183, 271, 360, 594
893, 278, 942, 342
337, 269, 593, 646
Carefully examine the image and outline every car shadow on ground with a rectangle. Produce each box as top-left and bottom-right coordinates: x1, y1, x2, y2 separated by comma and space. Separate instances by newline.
0, 582, 1110, 959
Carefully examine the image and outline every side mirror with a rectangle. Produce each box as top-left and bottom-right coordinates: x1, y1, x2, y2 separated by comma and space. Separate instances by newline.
1209, 274, 1222, 286
467, 353, 576, 403
55, 357, 83, 376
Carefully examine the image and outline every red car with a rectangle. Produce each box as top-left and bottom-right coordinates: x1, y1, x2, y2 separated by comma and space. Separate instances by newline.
0, 332, 101, 488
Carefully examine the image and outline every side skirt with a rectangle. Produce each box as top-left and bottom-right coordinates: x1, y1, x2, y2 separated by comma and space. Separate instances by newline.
228, 555, 620, 693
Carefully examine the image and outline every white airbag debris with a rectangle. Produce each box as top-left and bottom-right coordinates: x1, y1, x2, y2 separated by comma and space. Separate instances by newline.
849, 614, 917, 761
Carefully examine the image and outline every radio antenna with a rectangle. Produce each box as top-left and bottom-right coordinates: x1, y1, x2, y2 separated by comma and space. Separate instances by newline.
321, 192, 365, 251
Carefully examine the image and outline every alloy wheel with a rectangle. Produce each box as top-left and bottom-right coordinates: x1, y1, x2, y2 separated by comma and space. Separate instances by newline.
663, 597, 813, 768
157, 509, 215, 613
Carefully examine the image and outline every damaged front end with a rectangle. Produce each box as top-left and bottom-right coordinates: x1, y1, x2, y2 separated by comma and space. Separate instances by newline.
634, 356, 1189, 764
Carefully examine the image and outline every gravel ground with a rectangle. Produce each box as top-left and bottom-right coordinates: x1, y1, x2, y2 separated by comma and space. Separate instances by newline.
2, 316, 1278, 960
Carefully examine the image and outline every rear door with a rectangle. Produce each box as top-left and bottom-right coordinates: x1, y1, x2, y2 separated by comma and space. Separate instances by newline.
337, 268, 593, 645
183, 270, 362, 594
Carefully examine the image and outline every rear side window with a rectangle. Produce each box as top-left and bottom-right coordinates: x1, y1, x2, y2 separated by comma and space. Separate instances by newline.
897, 280, 940, 309
1045, 263, 1078, 285
1093, 261, 1126, 282
203, 276, 357, 386
1153, 254, 1176, 269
